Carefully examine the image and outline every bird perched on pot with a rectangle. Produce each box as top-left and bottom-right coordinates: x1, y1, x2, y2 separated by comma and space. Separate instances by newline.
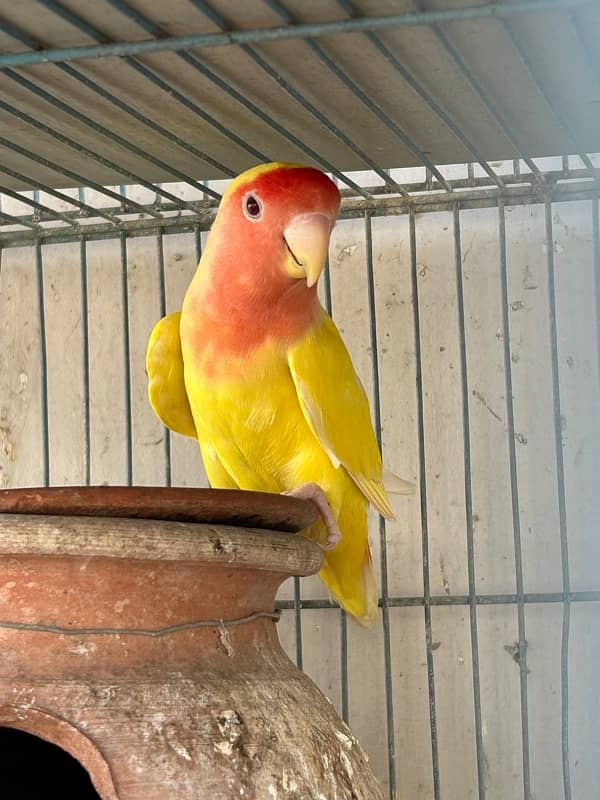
146, 162, 413, 626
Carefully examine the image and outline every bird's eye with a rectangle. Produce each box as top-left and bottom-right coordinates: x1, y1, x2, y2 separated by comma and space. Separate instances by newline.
243, 193, 262, 221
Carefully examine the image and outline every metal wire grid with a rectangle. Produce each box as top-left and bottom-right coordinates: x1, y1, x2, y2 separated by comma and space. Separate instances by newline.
0, 1, 597, 797
1, 178, 598, 799
282, 196, 600, 800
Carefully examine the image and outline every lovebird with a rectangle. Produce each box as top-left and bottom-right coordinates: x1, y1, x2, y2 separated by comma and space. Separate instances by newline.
146, 162, 412, 625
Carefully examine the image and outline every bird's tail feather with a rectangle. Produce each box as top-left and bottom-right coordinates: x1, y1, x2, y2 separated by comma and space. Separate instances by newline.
316, 494, 379, 626
319, 544, 378, 626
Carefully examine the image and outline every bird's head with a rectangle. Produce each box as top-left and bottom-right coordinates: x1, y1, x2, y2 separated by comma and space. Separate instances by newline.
205, 162, 341, 295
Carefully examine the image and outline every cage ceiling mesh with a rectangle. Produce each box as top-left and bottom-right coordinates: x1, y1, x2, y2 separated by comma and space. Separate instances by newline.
0, 0, 598, 246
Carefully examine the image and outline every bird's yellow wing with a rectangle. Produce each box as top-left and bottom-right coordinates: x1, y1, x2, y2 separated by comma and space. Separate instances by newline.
288, 312, 396, 519
146, 311, 197, 438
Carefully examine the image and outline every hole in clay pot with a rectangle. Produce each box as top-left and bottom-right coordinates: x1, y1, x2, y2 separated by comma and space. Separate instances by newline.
0, 726, 101, 798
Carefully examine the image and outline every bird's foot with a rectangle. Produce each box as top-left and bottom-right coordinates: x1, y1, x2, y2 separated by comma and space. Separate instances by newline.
284, 482, 342, 551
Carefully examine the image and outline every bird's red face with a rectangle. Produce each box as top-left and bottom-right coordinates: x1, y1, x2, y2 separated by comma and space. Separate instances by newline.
183, 164, 341, 362
205, 162, 341, 297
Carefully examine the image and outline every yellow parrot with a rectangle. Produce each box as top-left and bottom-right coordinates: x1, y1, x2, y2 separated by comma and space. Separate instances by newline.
146, 162, 412, 625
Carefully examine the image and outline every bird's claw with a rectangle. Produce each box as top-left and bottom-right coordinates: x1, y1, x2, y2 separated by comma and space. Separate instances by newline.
284, 482, 342, 550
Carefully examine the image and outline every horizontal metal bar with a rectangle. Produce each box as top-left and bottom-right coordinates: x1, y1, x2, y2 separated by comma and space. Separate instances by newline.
2, 177, 598, 248
0, 609, 280, 637
2, 166, 592, 224
0, 209, 41, 231
0, 198, 215, 226
337, 179, 600, 215
275, 591, 600, 610
0, 134, 161, 219
1, 165, 592, 226
0, 127, 163, 220
0, 0, 591, 68
0, 164, 121, 225
0, 184, 80, 229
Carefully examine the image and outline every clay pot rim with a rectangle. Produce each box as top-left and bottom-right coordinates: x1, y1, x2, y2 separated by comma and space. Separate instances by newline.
0, 486, 318, 532
0, 514, 323, 577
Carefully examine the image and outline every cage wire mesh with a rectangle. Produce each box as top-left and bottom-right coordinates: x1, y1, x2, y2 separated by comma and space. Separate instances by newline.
0, 1, 599, 798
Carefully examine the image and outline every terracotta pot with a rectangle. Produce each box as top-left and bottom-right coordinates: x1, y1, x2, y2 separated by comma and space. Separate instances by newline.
0, 487, 383, 800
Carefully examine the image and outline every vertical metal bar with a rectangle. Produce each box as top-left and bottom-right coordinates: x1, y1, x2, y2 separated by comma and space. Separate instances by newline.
340, 608, 349, 723
157, 233, 171, 488
284, 170, 302, 670
294, 213, 304, 670
35, 242, 50, 487
322, 255, 333, 317
468, 162, 475, 186
80, 239, 91, 486
425, 168, 433, 192
498, 200, 531, 799
409, 209, 440, 800
195, 227, 202, 265
365, 214, 396, 798
543, 200, 572, 800
293, 578, 303, 670
322, 254, 350, 722
593, 198, 600, 384
120, 232, 133, 486
326, 256, 350, 722
453, 204, 485, 799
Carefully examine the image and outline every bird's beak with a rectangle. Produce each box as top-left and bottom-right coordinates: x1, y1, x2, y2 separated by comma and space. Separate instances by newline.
283, 212, 333, 287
